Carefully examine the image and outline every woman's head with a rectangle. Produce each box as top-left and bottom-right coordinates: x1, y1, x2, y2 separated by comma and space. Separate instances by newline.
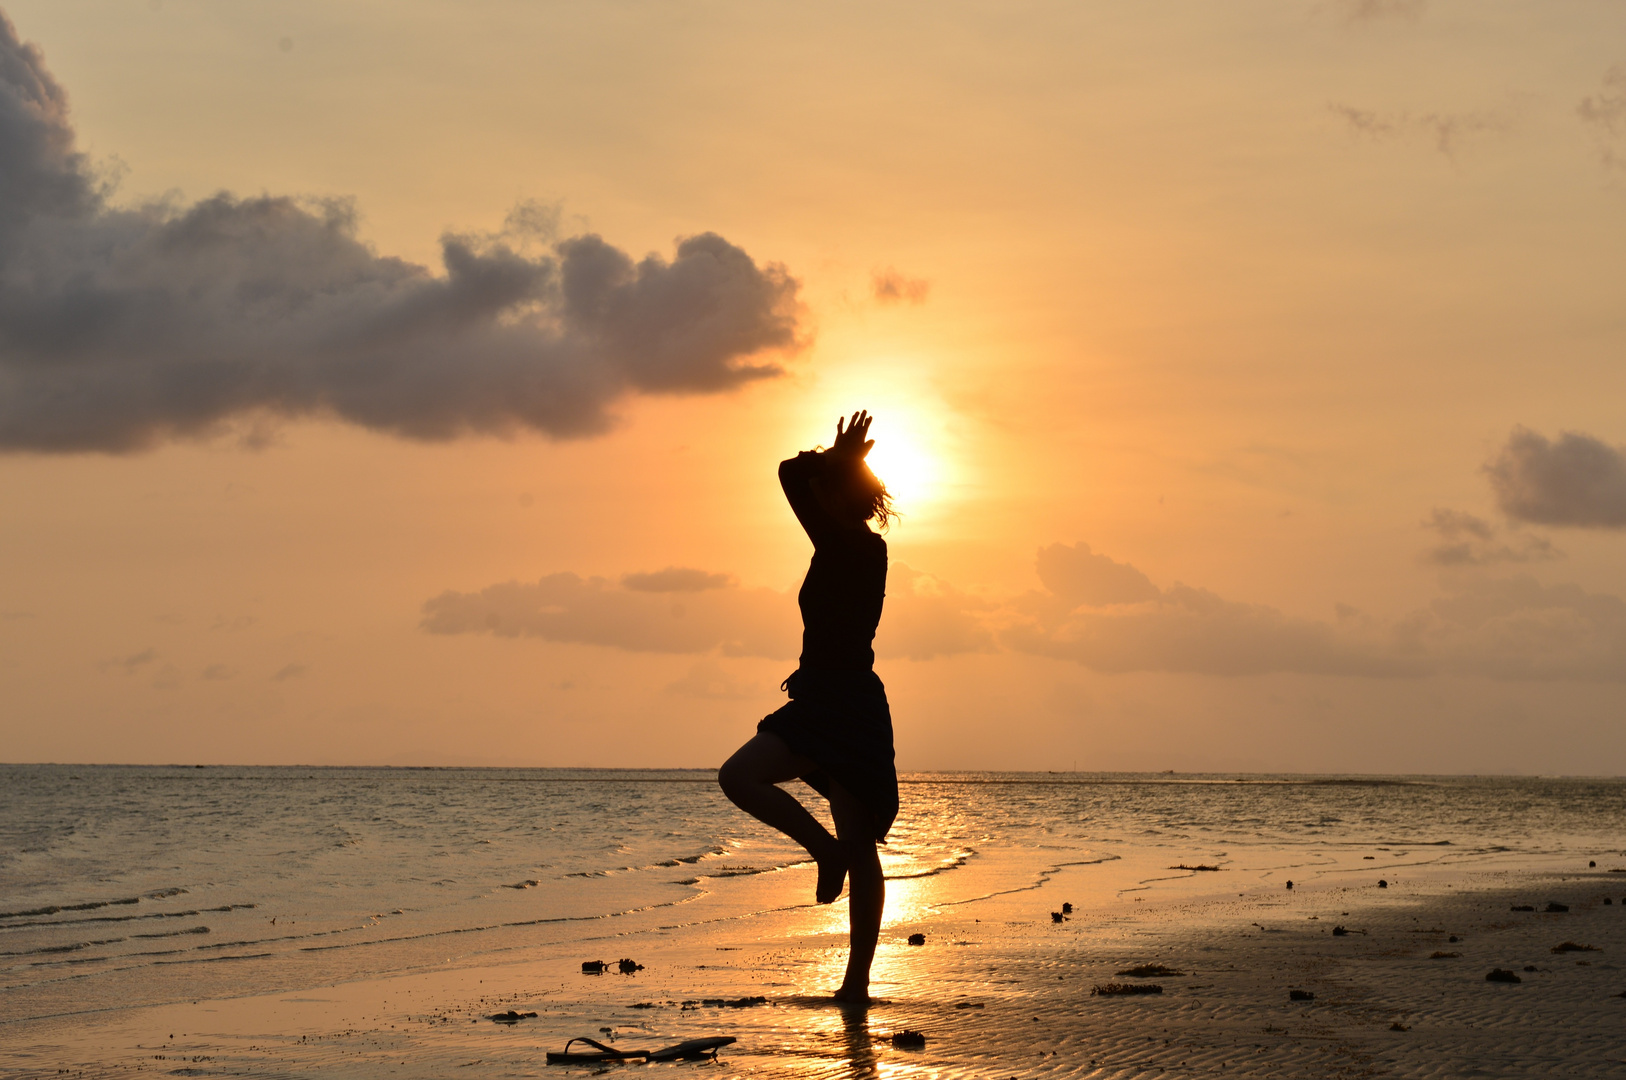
814, 454, 896, 530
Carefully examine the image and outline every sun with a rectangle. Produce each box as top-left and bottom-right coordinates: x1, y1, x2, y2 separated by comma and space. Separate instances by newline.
864, 427, 938, 513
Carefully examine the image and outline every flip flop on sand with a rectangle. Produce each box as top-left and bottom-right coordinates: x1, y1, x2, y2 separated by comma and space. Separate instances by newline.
545, 1035, 736, 1065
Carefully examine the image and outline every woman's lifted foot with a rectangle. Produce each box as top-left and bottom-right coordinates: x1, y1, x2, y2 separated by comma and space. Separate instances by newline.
815, 848, 848, 904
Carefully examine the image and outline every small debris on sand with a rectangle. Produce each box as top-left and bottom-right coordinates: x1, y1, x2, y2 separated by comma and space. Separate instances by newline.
1378, 880, 1389, 889
617, 958, 644, 974
1605, 898, 1613, 905
1332, 926, 1349, 936
890, 1030, 926, 1048
1448, 935, 1460, 942
1170, 864, 1221, 871
1551, 941, 1600, 953
488, 1011, 537, 1023
954, 1002, 985, 1009
1485, 968, 1522, 983
1093, 983, 1163, 996
1061, 902, 1073, 914
1523, 965, 1538, 972
628, 1002, 656, 1009
1545, 902, 1570, 913
1590, 861, 1596, 868
1429, 951, 1461, 959
907, 933, 925, 946
1051, 912, 1065, 924
1116, 964, 1185, 978
1510, 905, 1535, 912
1390, 1022, 1410, 1031
582, 960, 608, 974
1289, 990, 1314, 1001
699, 996, 768, 1008
1285, 880, 1293, 889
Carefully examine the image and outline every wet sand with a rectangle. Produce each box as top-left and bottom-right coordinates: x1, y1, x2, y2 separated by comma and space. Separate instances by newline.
6, 865, 1624, 1078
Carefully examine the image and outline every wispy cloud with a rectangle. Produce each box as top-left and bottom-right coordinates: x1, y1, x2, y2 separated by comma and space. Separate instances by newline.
871, 268, 930, 305
1421, 507, 1561, 566
1329, 102, 1504, 159
1578, 66, 1626, 171
0, 13, 804, 453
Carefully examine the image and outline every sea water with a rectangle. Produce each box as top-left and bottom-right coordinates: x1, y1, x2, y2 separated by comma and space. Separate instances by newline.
2, 765, 1623, 1025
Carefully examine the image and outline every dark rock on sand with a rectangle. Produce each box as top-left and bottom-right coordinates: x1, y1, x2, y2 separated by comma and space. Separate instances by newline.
1485, 968, 1522, 983
891, 1030, 927, 1048
489, 1010, 538, 1023
1092, 982, 1163, 996
1605, 898, 1613, 905
1429, 951, 1461, 959
617, 958, 644, 973
1378, 880, 1388, 888
582, 960, 608, 973
907, 933, 925, 946
1061, 902, 1073, 914
1448, 935, 1459, 943
1116, 964, 1185, 978
1285, 880, 1293, 889
1551, 941, 1600, 953
1051, 912, 1065, 924
1390, 1022, 1410, 1031
1510, 905, 1536, 912
1590, 861, 1596, 867
1289, 989, 1315, 1001
1523, 965, 1538, 972
1332, 925, 1349, 936
700, 996, 768, 1008
1545, 902, 1570, 913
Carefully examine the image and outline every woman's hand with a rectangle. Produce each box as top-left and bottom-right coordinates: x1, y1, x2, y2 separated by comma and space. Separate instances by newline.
828, 410, 874, 461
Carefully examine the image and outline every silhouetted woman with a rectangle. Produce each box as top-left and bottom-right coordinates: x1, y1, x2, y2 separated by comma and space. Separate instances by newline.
718, 409, 897, 1004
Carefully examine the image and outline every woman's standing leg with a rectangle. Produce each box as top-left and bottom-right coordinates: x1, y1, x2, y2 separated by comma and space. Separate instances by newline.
828, 784, 884, 1002
718, 733, 848, 903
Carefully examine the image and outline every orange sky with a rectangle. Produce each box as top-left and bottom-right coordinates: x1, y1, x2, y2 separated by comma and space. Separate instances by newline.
2, 0, 1625, 772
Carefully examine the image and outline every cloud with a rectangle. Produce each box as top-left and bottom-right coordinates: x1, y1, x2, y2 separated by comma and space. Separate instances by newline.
871, 268, 930, 305
1578, 66, 1626, 170
0, 13, 803, 453
1334, 0, 1425, 21
1485, 427, 1626, 528
1328, 103, 1503, 158
1035, 542, 1160, 605
622, 567, 735, 592
102, 646, 158, 674
421, 571, 798, 658
1009, 579, 1421, 678
665, 661, 760, 700
423, 542, 1626, 683
874, 566, 997, 660
1417, 575, 1626, 682
421, 562, 994, 662
1012, 543, 1626, 682
1421, 507, 1561, 566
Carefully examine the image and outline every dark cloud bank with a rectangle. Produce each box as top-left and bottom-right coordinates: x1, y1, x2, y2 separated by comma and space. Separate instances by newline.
0, 13, 801, 452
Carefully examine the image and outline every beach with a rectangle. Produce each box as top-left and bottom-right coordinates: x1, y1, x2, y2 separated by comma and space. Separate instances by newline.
3, 768, 1624, 1077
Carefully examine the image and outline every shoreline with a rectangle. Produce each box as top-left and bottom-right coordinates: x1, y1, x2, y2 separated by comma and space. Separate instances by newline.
6, 864, 1622, 1078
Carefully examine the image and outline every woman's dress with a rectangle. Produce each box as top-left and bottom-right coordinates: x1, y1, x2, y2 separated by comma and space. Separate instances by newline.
756, 451, 899, 842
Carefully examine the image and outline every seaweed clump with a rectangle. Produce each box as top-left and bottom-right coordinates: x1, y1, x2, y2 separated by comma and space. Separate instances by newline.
1093, 982, 1163, 996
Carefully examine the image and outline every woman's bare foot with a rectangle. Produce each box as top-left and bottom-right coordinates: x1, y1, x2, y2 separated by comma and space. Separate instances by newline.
830, 983, 871, 1005
815, 848, 848, 904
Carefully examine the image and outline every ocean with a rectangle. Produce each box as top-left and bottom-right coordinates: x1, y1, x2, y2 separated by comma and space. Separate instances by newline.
3, 765, 1623, 1028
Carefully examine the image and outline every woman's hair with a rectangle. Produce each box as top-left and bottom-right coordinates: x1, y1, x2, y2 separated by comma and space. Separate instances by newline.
824, 453, 897, 531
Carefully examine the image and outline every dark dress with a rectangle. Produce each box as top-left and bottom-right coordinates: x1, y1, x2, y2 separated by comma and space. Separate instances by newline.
757, 451, 899, 842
